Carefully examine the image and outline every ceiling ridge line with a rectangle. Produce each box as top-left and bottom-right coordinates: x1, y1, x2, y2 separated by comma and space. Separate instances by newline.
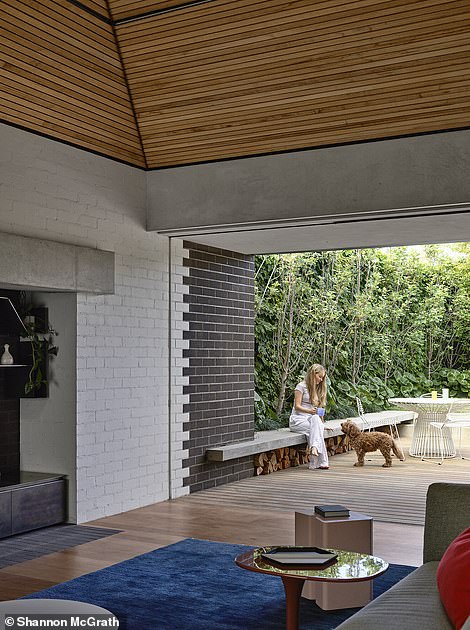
105, 0, 148, 168
64, 0, 112, 24
113, 0, 220, 26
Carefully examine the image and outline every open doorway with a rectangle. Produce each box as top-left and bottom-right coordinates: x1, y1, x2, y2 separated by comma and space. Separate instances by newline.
254, 243, 470, 431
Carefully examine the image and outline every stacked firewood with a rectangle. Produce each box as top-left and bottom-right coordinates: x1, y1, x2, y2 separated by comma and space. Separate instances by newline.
326, 434, 350, 455
253, 435, 352, 475
254, 446, 310, 475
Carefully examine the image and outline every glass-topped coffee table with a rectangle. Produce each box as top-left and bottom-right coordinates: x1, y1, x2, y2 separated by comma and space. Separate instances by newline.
235, 546, 388, 630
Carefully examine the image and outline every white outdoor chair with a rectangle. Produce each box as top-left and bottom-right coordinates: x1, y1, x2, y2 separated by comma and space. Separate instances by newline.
355, 396, 402, 446
429, 407, 470, 464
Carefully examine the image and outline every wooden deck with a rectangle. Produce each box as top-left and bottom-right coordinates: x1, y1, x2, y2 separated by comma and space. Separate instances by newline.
187, 426, 470, 526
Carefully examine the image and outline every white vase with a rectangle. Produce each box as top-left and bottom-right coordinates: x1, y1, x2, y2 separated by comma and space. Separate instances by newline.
1, 344, 14, 365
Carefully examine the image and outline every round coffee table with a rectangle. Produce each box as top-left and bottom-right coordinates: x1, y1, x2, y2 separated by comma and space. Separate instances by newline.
235, 546, 388, 630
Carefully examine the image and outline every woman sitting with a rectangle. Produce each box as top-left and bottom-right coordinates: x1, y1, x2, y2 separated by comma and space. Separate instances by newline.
289, 363, 329, 470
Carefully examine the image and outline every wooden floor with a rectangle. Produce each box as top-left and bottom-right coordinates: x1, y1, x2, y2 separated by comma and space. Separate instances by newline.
187, 427, 470, 526
0, 426, 467, 602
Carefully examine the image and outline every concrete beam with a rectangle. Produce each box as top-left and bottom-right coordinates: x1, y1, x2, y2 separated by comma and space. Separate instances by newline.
0, 232, 114, 293
147, 130, 470, 236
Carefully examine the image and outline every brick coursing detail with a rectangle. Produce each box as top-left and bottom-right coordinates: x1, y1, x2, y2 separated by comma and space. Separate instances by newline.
183, 241, 255, 491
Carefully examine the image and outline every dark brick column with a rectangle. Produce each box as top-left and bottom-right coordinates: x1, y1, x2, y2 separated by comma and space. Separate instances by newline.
182, 241, 255, 492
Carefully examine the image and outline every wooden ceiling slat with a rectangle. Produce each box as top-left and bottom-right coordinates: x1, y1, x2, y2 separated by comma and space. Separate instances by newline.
1, 40, 130, 101
113, 0, 470, 166
0, 76, 141, 138
121, 9, 467, 68
117, 0, 411, 40
2, 28, 127, 94
137, 87, 470, 138
2, 0, 468, 167
111, 0, 346, 25
140, 101, 470, 151
142, 100, 470, 151
1, 18, 122, 75
131, 44, 470, 105
33, 0, 114, 39
117, 0, 456, 51
124, 16, 469, 78
1, 0, 145, 167
143, 113, 470, 165
134, 62, 470, 119
76, 0, 110, 19
120, 9, 468, 79
1, 56, 136, 115
2, 2, 121, 66
108, 0, 194, 22
0, 90, 142, 152
136, 76, 470, 130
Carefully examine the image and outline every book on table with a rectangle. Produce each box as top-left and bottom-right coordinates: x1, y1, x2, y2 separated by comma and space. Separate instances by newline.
261, 546, 337, 567
314, 504, 350, 518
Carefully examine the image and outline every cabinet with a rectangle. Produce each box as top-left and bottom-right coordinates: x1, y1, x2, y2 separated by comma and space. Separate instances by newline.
0, 475, 66, 539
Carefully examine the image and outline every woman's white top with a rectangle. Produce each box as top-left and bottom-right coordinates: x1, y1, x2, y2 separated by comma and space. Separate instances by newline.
290, 381, 317, 424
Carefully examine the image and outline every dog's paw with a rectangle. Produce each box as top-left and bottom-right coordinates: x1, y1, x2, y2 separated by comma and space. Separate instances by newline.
382, 463, 392, 467
353, 462, 364, 467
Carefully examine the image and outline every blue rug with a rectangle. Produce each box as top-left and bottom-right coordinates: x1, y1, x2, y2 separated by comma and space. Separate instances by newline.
24, 538, 415, 629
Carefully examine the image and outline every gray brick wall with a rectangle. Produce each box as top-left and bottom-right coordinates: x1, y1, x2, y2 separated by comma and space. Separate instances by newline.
182, 241, 255, 492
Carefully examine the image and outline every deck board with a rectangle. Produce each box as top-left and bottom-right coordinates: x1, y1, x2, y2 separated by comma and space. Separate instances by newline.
189, 429, 470, 525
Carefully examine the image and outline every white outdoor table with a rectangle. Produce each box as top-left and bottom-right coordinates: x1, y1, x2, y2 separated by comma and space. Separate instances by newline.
388, 397, 470, 460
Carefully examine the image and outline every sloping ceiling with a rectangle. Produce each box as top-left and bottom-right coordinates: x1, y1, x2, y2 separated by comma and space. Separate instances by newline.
0, 0, 145, 166
1, 0, 469, 169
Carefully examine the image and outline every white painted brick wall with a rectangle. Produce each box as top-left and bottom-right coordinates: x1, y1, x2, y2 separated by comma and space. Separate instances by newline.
170, 239, 190, 499
0, 124, 188, 521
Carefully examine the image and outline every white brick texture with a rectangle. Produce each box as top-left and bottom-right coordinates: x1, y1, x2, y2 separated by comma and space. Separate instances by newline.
0, 124, 188, 521
170, 239, 190, 498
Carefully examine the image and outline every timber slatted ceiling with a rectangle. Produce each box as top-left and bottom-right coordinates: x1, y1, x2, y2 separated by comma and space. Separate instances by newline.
108, 1, 201, 22
77, 0, 110, 19
0, 0, 145, 167
115, 0, 470, 168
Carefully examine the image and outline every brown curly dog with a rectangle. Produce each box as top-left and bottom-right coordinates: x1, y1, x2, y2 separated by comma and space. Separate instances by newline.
341, 420, 405, 467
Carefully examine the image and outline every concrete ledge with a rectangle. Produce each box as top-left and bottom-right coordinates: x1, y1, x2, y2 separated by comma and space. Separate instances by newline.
0, 232, 114, 294
205, 410, 415, 462
206, 428, 307, 462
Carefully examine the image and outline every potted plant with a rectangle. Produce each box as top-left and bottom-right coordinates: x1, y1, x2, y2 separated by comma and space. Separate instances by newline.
22, 318, 58, 395
19, 295, 59, 396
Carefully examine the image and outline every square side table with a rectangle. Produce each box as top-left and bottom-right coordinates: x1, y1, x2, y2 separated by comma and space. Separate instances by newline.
295, 509, 373, 610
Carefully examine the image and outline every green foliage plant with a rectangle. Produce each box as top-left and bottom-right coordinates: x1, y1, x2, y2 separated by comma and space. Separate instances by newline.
22, 319, 58, 395
254, 244, 470, 429
19, 294, 59, 396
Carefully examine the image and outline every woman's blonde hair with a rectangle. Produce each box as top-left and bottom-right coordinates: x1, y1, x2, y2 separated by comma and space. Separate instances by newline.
305, 364, 327, 407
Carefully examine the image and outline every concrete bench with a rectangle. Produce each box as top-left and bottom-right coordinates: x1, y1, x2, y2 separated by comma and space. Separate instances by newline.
205, 410, 415, 462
